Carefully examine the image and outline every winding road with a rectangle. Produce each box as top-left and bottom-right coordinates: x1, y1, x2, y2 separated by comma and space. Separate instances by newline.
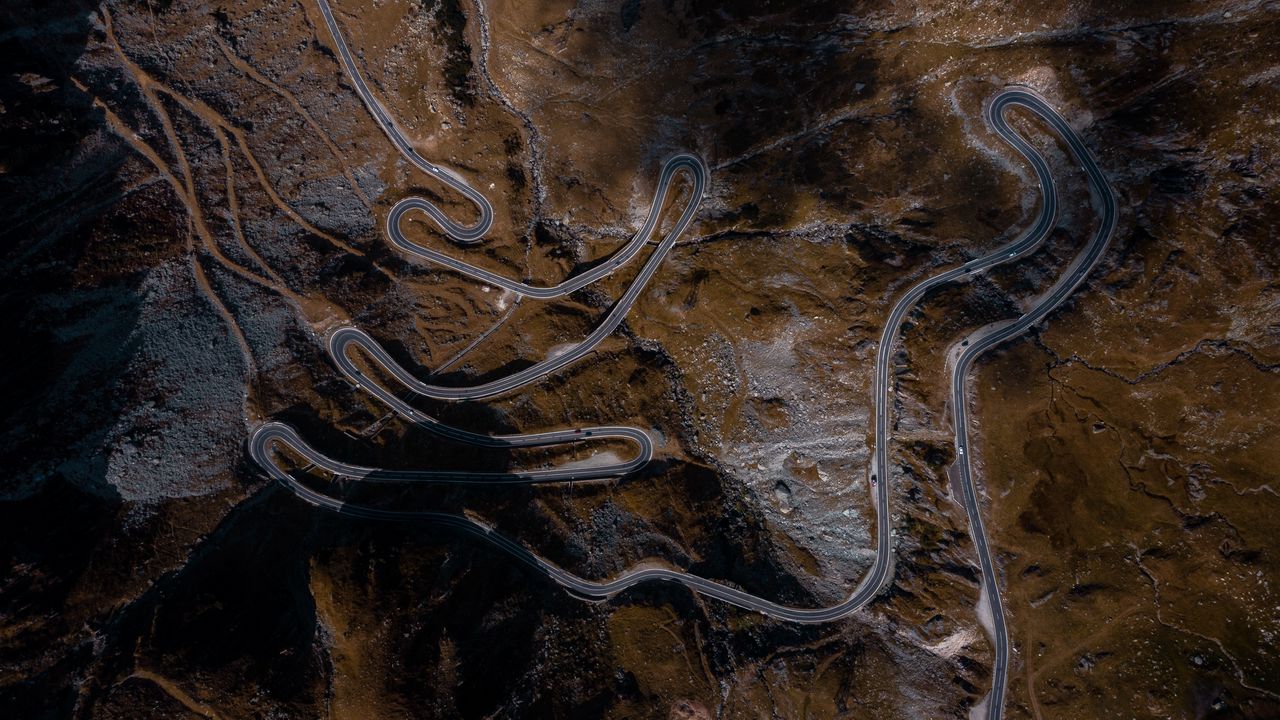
251, 4, 1117, 717
359, 150, 705, 401
315, 0, 492, 242
275, 0, 706, 484
950, 90, 1118, 718
387, 154, 706, 301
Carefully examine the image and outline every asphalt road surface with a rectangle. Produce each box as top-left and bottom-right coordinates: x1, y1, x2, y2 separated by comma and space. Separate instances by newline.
358, 150, 705, 401
950, 88, 1118, 720
252, 11, 1116, 715
388, 154, 706, 300
290, 0, 705, 483
316, 0, 493, 242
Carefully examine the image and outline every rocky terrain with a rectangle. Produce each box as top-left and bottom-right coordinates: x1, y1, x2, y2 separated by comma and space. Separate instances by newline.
2, 0, 1277, 718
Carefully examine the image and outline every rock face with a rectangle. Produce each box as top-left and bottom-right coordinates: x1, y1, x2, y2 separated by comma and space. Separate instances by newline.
2, 0, 1277, 718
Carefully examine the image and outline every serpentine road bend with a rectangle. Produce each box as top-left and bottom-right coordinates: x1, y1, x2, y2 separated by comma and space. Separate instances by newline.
318, 0, 706, 400
347, 150, 705, 401
387, 154, 707, 300
316, 0, 492, 243
250, 8, 1116, 716
951, 89, 1118, 720
292, 0, 705, 482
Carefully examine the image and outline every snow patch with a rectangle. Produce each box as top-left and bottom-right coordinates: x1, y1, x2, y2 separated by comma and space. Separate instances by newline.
924, 626, 979, 659
545, 342, 578, 360
975, 582, 996, 641
555, 450, 623, 471
969, 695, 990, 720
